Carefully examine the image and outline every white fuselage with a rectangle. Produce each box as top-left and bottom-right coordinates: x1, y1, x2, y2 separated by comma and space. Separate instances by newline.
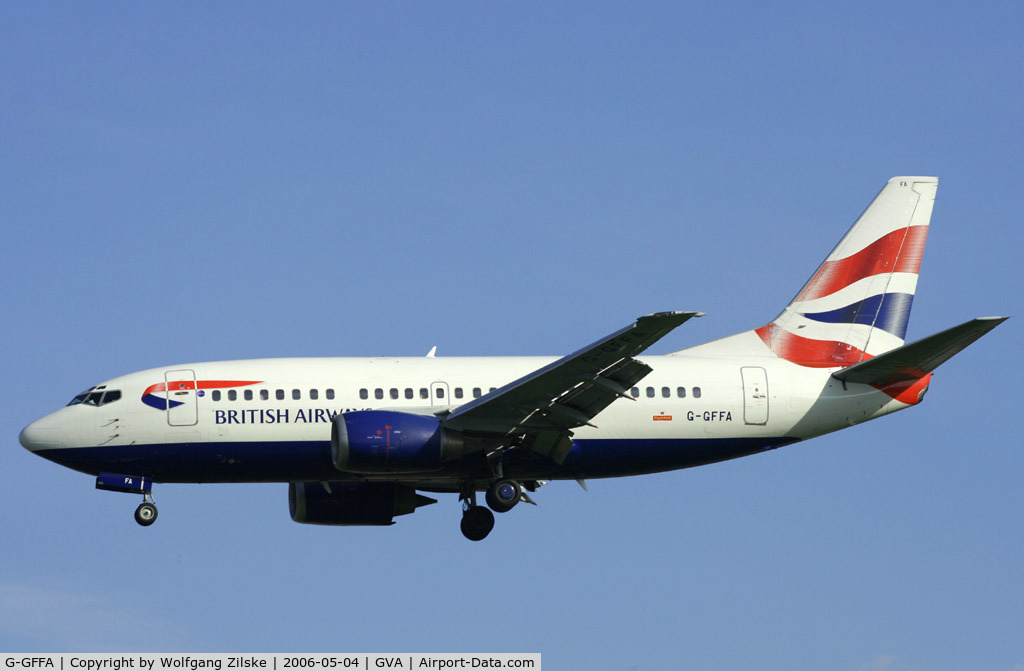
20, 349, 913, 487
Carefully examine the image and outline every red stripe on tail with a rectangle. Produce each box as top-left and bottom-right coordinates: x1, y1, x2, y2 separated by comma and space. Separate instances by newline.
795, 226, 929, 302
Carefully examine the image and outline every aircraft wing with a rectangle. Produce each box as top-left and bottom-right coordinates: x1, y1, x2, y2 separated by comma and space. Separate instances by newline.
443, 311, 703, 463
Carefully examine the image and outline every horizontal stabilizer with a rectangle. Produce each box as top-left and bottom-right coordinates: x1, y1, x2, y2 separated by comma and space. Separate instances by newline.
832, 316, 1008, 386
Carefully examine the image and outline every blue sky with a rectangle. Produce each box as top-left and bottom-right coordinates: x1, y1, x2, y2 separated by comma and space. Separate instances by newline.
2, 2, 1021, 668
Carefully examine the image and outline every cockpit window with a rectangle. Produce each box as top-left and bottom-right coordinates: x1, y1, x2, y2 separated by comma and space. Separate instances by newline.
67, 388, 122, 407
67, 390, 91, 406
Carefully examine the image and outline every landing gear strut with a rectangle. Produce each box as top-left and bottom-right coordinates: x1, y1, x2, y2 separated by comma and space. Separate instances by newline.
459, 485, 495, 541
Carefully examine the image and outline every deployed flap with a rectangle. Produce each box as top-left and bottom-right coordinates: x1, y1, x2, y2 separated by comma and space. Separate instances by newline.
832, 316, 1008, 386
444, 311, 703, 460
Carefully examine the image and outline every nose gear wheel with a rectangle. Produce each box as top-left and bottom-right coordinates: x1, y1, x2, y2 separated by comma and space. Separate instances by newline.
134, 501, 158, 526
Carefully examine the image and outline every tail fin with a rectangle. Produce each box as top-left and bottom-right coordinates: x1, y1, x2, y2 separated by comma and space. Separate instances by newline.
755, 176, 938, 367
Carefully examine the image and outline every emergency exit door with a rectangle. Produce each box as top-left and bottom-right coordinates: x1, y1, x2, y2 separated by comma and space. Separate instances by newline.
430, 381, 450, 407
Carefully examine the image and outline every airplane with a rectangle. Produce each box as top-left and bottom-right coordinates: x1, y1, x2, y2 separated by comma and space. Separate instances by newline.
19, 176, 1007, 541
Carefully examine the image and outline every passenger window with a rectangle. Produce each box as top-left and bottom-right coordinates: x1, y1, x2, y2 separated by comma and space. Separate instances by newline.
276, 389, 285, 400
326, 389, 335, 400
435, 387, 445, 399
420, 388, 428, 399
375, 388, 384, 400
405, 388, 414, 399
390, 388, 399, 400
693, 387, 702, 399
473, 387, 482, 398
455, 387, 463, 399
292, 389, 300, 400
489, 387, 496, 393
212, 390, 221, 402
244, 390, 253, 401
631, 387, 639, 398
359, 389, 368, 400
662, 387, 670, 398
646, 387, 655, 398
228, 390, 237, 401
677, 387, 686, 398
310, 389, 318, 400
260, 389, 269, 401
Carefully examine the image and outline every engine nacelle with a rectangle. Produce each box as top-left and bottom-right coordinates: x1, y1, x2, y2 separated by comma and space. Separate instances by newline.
331, 410, 465, 473
288, 482, 436, 526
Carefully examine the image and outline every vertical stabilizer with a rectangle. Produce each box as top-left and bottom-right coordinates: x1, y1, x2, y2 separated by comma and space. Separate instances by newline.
755, 176, 938, 367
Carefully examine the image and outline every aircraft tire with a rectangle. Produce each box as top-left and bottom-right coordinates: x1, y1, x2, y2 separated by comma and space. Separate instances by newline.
460, 506, 494, 541
134, 502, 158, 527
485, 479, 521, 513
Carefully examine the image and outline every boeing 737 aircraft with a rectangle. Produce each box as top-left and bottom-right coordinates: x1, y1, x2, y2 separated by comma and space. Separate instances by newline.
20, 177, 1007, 540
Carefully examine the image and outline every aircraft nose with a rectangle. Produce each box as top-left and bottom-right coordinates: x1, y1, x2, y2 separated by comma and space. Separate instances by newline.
19, 416, 64, 453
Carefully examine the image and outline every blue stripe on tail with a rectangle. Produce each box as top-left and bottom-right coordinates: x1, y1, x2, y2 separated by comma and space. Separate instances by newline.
802, 293, 915, 339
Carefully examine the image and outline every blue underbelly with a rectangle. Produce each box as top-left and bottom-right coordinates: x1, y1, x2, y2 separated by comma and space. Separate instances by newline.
36, 435, 799, 483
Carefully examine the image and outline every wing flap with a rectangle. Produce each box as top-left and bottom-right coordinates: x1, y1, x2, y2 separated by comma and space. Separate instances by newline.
554, 358, 651, 419
444, 311, 703, 457
522, 430, 575, 463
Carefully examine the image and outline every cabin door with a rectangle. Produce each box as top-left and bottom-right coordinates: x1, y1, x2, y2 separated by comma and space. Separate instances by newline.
165, 369, 198, 426
741, 366, 769, 425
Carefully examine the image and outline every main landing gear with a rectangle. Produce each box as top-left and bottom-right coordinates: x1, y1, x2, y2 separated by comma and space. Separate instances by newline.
460, 502, 494, 542
459, 478, 527, 541
485, 478, 522, 513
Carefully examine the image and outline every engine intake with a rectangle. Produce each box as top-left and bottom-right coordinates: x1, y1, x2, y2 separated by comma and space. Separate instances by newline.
331, 410, 465, 473
288, 482, 436, 526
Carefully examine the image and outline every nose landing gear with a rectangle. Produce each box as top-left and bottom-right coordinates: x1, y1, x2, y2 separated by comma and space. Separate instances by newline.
134, 498, 158, 526
95, 472, 159, 527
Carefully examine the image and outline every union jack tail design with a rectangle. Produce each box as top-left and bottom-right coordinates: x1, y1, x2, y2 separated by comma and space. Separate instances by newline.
756, 176, 938, 367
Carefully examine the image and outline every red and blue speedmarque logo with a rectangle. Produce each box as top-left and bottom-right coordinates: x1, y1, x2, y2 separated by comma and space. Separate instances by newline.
141, 380, 262, 410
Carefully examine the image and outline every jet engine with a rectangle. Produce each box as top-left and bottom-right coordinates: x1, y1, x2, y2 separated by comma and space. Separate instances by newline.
331, 410, 465, 473
288, 482, 436, 526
